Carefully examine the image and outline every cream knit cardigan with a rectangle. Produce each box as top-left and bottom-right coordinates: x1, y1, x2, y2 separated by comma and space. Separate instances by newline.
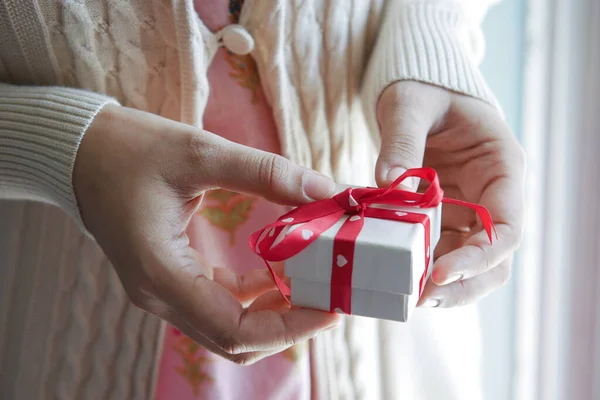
0, 1, 497, 398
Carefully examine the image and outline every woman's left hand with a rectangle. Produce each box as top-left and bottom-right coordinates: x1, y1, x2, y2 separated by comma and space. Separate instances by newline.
375, 80, 526, 308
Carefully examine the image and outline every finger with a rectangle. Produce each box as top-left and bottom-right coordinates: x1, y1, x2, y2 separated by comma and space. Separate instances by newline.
432, 175, 524, 285
247, 290, 293, 313
157, 290, 301, 365
374, 82, 447, 189
195, 133, 335, 205
432, 222, 518, 285
419, 258, 512, 308
162, 310, 281, 365
433, 230, 470, 260
212, 263, 286, 307
164, 264, 341, 356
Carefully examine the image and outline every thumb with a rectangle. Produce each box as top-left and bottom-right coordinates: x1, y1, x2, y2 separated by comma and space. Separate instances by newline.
204, 135, 335, 205
374, 83, 440, 190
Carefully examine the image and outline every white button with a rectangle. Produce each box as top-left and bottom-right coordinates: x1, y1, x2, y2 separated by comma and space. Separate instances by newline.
220, 24, 254, 55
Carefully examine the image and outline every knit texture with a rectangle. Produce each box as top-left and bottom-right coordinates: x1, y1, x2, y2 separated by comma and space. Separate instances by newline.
362, 1, 499, 146
0, 202, 163, 400
0, 0, 188, 226
241, 0, 385, 183
0, 83, 116, 226
0, 1, 193, 399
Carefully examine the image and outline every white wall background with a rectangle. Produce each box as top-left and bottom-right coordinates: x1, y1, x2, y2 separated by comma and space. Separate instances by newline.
477, 1, 525, 399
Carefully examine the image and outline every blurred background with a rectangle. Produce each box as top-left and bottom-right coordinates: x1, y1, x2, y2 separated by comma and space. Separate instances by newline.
477, 0, 599, 399
477, 0, 523, 399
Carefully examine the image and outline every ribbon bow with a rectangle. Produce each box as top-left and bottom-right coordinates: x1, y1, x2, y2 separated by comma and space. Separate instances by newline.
249, 168, 496, 313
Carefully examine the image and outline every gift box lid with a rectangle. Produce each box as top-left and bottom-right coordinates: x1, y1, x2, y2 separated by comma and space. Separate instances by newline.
281, 202, 441, 296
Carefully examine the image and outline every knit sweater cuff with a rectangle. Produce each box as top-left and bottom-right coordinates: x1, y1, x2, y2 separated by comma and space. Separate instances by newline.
0, 83, 118, 229
362, 3, 499, 141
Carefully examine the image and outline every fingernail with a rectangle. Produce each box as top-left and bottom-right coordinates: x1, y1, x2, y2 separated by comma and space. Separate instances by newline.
312, 323, 342, 340
420, 298, 441, 308
386, 167, 406, 183
386, 167, 418, 191
302, 171, 335, 201
321, 324, 342, 333
440, 273, 464, 285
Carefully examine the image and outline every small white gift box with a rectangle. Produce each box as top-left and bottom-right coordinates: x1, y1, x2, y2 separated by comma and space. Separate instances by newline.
282, 203, 442, 322
251, 168, 494, 323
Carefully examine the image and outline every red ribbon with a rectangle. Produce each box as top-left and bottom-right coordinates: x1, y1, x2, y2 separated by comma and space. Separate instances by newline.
249, 168, 496, 314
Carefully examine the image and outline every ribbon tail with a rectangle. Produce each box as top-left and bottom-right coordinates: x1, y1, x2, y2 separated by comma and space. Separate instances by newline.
442, 198, 498, 242
262, 259, 291, 302
250, 227, 291, 302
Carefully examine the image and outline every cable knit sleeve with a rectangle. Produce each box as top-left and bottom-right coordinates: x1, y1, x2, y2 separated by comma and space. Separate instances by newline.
362, 0, 501, 136
0, 83, 118, 226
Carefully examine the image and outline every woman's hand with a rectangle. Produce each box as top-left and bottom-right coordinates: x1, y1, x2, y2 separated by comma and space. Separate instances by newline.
375, 81, 526, 308
73, 104, 341, 365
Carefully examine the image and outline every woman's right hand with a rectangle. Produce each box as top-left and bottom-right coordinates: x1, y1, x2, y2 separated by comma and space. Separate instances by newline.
73, 104, 341, 365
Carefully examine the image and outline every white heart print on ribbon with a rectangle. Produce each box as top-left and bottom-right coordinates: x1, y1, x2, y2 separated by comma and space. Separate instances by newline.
336, 254, 348, 267
282, 217, 294, 223
349, 215, 361, 222
349, 194, 358, 207
301, 229, 313, 240
395, 211, 408, 217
